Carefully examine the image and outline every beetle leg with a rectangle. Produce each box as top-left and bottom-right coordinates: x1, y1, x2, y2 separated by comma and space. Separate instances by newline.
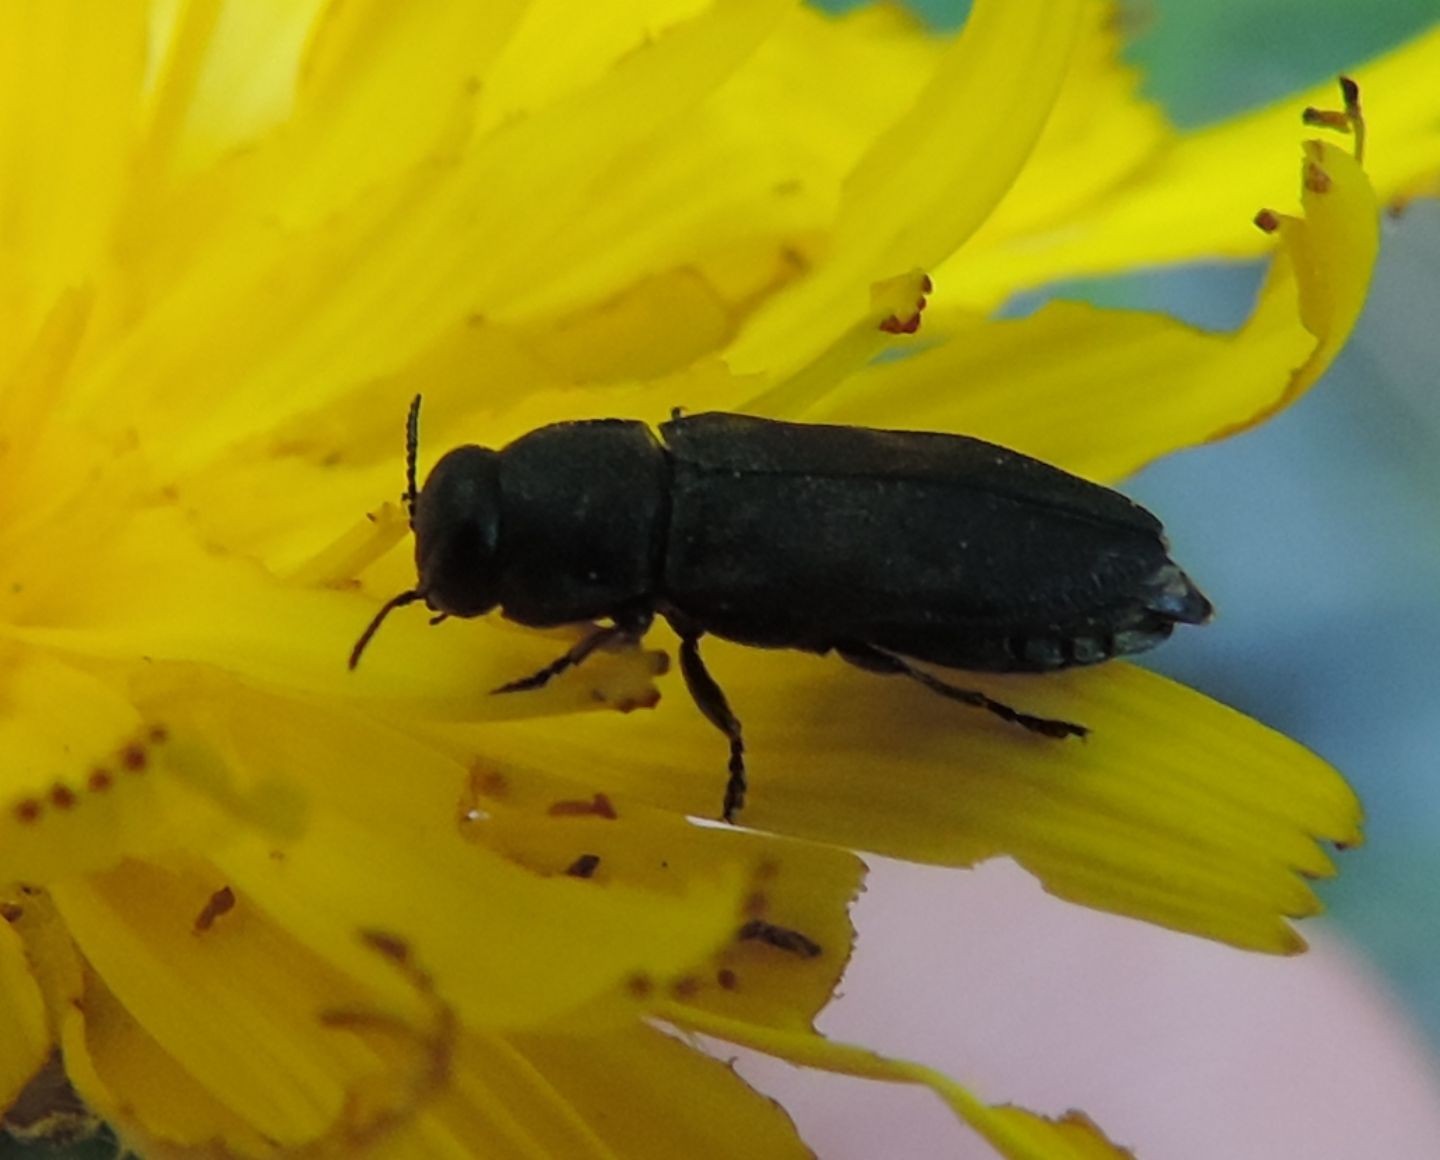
837, 643, 1088, 739
493, 613, 652, 694
677, 634, 748, 823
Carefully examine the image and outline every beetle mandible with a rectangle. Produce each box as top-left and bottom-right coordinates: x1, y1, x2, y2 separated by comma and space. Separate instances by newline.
349, 396, 1213, 821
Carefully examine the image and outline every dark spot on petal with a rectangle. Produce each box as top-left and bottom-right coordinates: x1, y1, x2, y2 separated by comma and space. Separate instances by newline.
1, 902, 23, 923
1254, 208, 1281, 233
193, 886, 236, 933
87, 769, 112, 792
738, 919, 823, 959
48, 785, 76, 811
626, 973, 653, 999
878, 312, 921, 335
670, 976, 701, 999
612, 690, 661, 713
1301, 107, 1349, 130
470, 767, 509, 799
742, 891, 768, 917
147, 725, 169, 744
360, 929, 411, 964
716, 968, 738, 991
548, 793, 617, 820
1304, 160, 1332, 193
119, 744, 147, 772
565, 853, 601, 879
14, 799, 42, 823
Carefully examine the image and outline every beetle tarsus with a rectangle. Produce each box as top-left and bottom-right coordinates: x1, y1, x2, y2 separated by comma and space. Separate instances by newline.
838, 643, 1087, 739
677, 634, 747, 822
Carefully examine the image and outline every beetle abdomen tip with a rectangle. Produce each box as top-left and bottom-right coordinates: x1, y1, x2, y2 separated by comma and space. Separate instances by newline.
1146, 564, 1214, 625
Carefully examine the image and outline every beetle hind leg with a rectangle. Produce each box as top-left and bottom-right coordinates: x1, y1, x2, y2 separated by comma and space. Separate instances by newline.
677, 634, 748, 823
838, 643, 1088, 739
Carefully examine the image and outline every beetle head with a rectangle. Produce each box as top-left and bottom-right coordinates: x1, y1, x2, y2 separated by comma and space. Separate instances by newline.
348, 397, 503, 670
411, 443, 503, 618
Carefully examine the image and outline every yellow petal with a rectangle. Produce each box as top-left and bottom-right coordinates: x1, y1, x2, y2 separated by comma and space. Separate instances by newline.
742, 269, 932, 418
388, 1025, 811, 1160
0, 919, 50, 1110
797, 127, 1378, 482
663, 1003, 1136, 1160
0, 652, 161, 883
179, 678, 751, 1029
964, 0, 1167, 248
2, 501, 661, 722
50, 856, 436, 1147
1223, 137, 1378, 435
472, 775, 864, 1029
149, 0, 327, 178
497, 630, 1358, 954
0, 1, 146, 336
726, 0, 1085, 375
475, 0, 716, 132
60, 963, 279, 1155
74, 0, 789, 470
948, 26, 1440, 306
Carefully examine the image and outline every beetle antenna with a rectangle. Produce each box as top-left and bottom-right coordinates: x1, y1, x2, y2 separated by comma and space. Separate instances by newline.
404, 394, 422, 526
349, 589, 424, 670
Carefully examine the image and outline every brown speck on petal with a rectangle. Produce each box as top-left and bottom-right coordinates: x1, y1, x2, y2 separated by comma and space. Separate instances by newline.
1304, 160, 1333, 194
48, 785, 77, 810
715, 968, 738, 991
548, 793, 617, 819
1254, 208, 1282, 233
359, 929, 412, 965
611, 689, 662, 713
1301, 107, 1350, 131
193, 886, 236, 933
87, 769, 112, 792
878, 312, 922, 335
119, 743, 147, 772
14, 799, 42, 823
469, 766, 509, 800
738, 919, 823, 959
626, 973, 653, 999
565, 853, 602, 879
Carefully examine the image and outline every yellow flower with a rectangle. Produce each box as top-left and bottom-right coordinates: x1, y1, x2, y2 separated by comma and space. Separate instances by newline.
1, 2, 1437, 1157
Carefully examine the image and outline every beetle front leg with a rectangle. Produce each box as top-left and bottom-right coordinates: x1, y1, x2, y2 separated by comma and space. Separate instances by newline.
677, 633, 748, 823
493, 612, 653, 694
837, 643, 1088, 739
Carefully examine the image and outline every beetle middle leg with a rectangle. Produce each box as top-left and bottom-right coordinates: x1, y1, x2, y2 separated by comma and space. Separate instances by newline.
676, 633, 748, 823
837, 643, 1088, 739
493, 611, 653, 694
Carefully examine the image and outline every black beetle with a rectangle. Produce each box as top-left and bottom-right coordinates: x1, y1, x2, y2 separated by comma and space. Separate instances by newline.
350, 397, 1212, 821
